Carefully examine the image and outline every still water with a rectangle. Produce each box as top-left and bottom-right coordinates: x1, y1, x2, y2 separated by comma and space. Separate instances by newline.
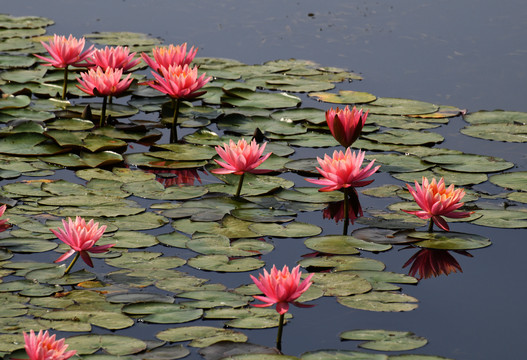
3, 1, 527, 359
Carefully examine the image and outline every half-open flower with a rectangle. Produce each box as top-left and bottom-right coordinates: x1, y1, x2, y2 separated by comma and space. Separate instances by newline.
326, 106, 368, 147
76, 67, 133, 97
306, 148, 380, 192
250, 265, 314, 315
141, 43, 197, 72
402, 177, 474, 231
87, 45, 140, 71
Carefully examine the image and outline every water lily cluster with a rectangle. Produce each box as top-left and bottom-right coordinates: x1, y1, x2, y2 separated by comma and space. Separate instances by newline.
34, 34, 210, 136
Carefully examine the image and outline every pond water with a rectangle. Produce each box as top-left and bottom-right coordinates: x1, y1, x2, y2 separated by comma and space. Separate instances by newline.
1, 1, 527, 360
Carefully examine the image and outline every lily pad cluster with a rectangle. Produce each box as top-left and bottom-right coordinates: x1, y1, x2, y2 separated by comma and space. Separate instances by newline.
0, 13, 524, 360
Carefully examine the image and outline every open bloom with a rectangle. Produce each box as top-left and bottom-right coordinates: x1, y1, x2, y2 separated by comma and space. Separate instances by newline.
51, 216, 113, 267
34, 34, 94, 68
402, 177, 474, 231
306, 149, 380, 192
87, 45, 141, 71
326, 106, 368, 147
250, 265, 314, 315
76, 67, 133, 97
147, 64, 210, 99
141, 43, 197, 72
22, 329, 76, 360
211, 139, 272, 175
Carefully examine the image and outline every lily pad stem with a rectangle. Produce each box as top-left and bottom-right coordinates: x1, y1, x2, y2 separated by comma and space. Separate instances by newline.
428, 219, 434, 232
170, 98, 181, 143
99, 95, 108, 127
64, 252, 80, 275
62, 65, 69, 100
276, 313, 285, 351
235, 173, 245, 197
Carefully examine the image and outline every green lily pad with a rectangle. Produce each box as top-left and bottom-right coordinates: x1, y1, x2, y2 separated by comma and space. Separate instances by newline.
304, 235, 392, 254
221, 89, 301, 108
470, 209, 527, 228
301, 350, 387, 360
351, 228, 420, 245
84, 31, 162, 46
422, 154, 514, 173
187, 255, 265, 272
464, 110, 527, 124
407, 231, 491, 250
349, 271, 418, 291
363, 129, 444, 146
337, 291, 419, 312
365, 98, 438, 116
105, 251, 185, 270
0, 55, 36, 69
249, 221, 321, 238
186, 233, 273, 256
230, 208, 296, 223
217, 114, 307, 136
276, 187, 344, 203
308, 90, 376, 104
156, 326, 248, 348
148, 143, 217, 161
365, 153, 433, 173
299, 255, 385, 272
341, 329, 427, 351
461, 123, 527, 142
310, 272, 372, 297
0, 133, 65, 155
65, 334, 147, 355
489, 172, 527, 191
271, 108, 326, 125
392, 169, 488, 186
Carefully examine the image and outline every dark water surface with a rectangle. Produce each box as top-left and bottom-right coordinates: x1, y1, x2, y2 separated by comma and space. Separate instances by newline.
3, 1, 527, 360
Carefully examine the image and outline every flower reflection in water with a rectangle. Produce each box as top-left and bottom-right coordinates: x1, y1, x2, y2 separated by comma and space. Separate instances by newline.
323, 188, 363, 234
402, 246, 473, 280
147, 168, 203, 187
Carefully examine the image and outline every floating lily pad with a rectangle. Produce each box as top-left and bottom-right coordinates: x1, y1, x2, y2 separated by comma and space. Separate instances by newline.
308, 90, 376, 104
351, 228, 419, 245
186, 233, 273, 256
422, 154, 514, 173
340, 329, 427, 351
156, 326, 248, 348
365, 153, 433, 173
301, 350, 386, 360
365, 98, 438, 116
304, 235, 392, 254
65, 334, 147, 355
464, 110, 527, 124
221, 89, 301, 108
187, 255, 265, 272
363, 129, 444, 146
407, 231, 491, 250
470, 209, 527, 228
461, 123, 527, 142
489, 172, 527, 191
337, 291, 419, 312
249, 221, 321, 238
310, 272, 372, 297
230, 208, 296, 223
84, 31, 162, 46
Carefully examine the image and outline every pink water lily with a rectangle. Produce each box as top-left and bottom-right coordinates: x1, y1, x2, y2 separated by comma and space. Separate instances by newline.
212, 138, 272, 175
326, 106, 368, 147
402, 177, 474, 231
20, 329, 76, 360
250, 265, 314, 315
76, 67, 132, 97
51, 216, 113, 272
148, 64, 210, 100
141, 43, 197, 72
87, 45, 141, 71
34, 34, 94, 68
306, 148, 380, 192
0, 204, 10, 232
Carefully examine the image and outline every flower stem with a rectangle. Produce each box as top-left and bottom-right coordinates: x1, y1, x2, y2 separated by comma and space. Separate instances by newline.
99, 95, 108, 127
62, 66, 69, 100
235, 173, 245, 197
343, 189, 350, 235
170, 98, 180, 143
276, 313, 285, 352
428, 219, 434, 232
64, 252, 80, 275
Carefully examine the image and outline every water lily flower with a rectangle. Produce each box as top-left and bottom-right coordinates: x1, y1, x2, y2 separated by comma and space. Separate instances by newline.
211, 138, 272, 196
51, 216, 113, 274
21, 329, 76, 360
76, 67, 133, 126
0, 204, 10, 232
87, 45, 141, 71
403, 247, 472, 280
306, 149, 380, 192
34, 34, 95, 99
250, 264, 314, 314
402, 177, 474, 232
250, 265, 314, 350
145, 64, 210, 142
141, 43, 197, 72
326, 106, 368, 147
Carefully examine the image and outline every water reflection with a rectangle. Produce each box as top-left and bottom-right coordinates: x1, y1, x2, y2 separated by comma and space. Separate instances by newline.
323, 188, 362, 235
147, 168, 203, 187
401, 246, 473, 280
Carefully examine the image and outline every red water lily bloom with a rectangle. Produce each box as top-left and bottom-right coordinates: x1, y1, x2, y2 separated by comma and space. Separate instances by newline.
51, 216, 113, 268
211, 138, 272, 175
76, 67, 133, 97
141, 43, 197, 72
0, 204, 10, 232
326, 106, 368, 147
250, 265, 314, 315
306, 149, 380, 192
21, 329, 76, 360
148, 64, 210, 99
34, 34, 94, 68
87, 45, 141, 71
402, 177, 474, 231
